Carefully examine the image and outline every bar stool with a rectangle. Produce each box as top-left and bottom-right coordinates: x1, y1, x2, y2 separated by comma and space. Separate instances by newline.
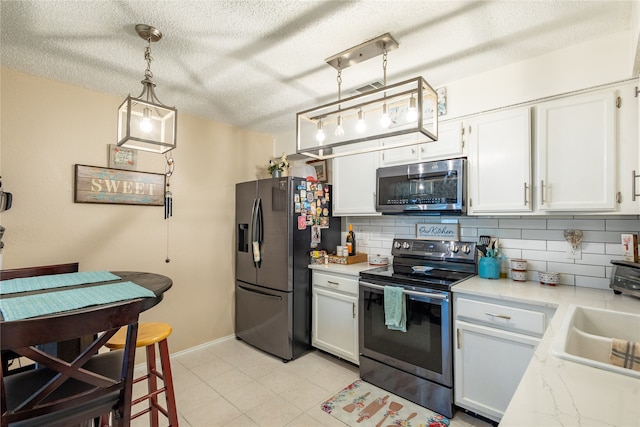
105, 322, 178, 427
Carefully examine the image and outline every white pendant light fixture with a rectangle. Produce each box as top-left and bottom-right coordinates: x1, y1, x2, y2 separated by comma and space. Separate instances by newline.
296, 33, 438, 160
117, 24, 177, 154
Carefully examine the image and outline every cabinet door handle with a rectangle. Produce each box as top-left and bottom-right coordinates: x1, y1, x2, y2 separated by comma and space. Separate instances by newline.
540, 180, 546, 204
352, 302, 356, 319
327, 281, 339, 286
485, 312, 512, 320
633, 170, 639, 202
457, 328, 461, 349
524, 182, 529, 206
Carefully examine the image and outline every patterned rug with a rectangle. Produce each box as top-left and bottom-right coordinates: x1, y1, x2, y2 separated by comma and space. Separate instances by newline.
321, 379, 450, 427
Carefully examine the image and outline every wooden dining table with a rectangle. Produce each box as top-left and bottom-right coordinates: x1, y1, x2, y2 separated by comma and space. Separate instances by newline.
0, 271, 172, 365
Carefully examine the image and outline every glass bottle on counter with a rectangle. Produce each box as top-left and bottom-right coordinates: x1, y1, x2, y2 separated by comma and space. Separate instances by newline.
499, 253, 508, 279
346, 224, 356, 256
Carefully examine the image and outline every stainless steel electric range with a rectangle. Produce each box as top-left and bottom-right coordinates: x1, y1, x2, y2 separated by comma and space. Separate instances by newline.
358, 238, 477, 419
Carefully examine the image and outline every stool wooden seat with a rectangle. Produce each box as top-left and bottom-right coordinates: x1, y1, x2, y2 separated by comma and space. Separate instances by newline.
105, 322, 178, 427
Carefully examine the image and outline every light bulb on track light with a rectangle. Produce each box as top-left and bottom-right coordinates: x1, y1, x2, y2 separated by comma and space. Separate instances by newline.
140, 107, 153, 133
335, 116, 344, 137
356, 109, 366, 133
380, 103, 391, 129
316, 120, 326, 142
406, 95, 418, 122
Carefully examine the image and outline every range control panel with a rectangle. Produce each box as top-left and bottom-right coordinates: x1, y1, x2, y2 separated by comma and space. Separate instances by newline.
391, 239, 476, 263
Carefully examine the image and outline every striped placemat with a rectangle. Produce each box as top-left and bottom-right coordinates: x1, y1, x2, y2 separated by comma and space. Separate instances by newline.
0, 281, 156, 321
0, 271, 120, 295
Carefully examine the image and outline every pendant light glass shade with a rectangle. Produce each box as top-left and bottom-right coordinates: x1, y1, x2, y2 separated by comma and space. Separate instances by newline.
117, 92, 177, 154
117, 24, 177, 154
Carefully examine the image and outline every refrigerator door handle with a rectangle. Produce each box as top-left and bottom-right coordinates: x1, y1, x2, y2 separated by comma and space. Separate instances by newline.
253, 198, 263, 267
256, 198, 264, 244
251, 198, 261, 265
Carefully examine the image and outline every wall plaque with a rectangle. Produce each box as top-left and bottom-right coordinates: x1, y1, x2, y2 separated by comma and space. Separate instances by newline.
108, 144, 137, 170
74, 164, 164, 206
416, 223, 460, 240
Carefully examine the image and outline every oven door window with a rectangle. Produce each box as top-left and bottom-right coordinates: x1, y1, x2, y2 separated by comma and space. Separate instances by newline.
360, 285, 451, 385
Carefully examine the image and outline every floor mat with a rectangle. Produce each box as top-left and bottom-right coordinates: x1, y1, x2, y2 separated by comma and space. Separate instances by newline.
321, 379, 450, 426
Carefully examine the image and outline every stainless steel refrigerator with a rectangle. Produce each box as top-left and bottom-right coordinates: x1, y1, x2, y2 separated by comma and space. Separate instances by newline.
235, 176, 341, 361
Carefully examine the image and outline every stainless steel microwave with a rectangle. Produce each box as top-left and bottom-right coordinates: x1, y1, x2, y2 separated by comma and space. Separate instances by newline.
376, 158, 466, 215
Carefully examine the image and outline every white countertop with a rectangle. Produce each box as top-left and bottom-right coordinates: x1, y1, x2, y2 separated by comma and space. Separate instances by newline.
453, 277, 640, 427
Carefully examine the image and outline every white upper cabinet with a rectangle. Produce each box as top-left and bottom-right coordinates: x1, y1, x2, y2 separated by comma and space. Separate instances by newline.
419, 120, 465, 160
467, 107, 532, 214
332, 141, 381, 216
379, 140, 419, 166
379, 120, 465, 166
615, 81, 639, 213
535, 89, 616, 211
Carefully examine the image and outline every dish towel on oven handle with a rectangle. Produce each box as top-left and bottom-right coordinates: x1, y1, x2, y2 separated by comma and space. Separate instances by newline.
384, 285, 406, 332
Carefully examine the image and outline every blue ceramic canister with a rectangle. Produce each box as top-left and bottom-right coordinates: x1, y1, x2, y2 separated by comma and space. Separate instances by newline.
478, 257, 500, 279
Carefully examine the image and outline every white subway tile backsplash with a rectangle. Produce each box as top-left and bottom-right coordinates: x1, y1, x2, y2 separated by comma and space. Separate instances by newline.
574, 276, 610, 290
346, 215, 638, 290
576, 253, 619, 266
498, 218, 546, 229
548, 262, 606, 277
521, 229, 565, 240
546, 219, 605, 230
521, 249, 567, 262
580, 242, 605, 254
584, 230, 635, 243
501, 239, 547, 250
458, 218, 500, 228
524, 260, 547, 272
479, 228, 522, 239
459, 227, 479, 238
605, 219, 640, 231
501, 248, 522, 260
605, 243, 623, 255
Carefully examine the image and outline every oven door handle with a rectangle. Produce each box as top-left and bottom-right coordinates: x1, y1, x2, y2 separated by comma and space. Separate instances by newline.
359, 281, 448, 300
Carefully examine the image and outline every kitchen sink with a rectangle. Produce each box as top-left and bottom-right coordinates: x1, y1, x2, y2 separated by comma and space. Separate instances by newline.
551, 305, 640, 378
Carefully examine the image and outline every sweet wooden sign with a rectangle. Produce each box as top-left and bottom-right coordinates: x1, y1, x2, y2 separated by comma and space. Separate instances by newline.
74, 164, 164, 206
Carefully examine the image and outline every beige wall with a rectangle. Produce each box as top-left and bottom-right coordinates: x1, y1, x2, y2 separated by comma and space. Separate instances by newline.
0, 67, 273, 352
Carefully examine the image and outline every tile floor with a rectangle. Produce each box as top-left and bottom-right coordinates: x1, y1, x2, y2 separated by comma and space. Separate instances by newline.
134, 337, 492, 427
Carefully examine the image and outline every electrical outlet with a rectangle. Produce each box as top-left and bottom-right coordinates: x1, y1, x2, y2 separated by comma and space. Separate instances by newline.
567, 246, 582, 260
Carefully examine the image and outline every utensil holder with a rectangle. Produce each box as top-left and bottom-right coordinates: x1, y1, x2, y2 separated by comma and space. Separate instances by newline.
479, 257, 500, 279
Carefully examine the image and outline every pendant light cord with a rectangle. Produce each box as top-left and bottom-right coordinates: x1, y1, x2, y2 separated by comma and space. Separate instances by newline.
336, 58, 342, 102
382, 49, 387, 86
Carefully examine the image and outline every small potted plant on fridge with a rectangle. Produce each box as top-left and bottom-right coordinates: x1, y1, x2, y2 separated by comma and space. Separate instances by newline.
267, 153, 290, 177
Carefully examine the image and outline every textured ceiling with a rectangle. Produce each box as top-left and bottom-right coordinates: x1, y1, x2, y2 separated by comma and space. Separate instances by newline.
0, 1, 632, 138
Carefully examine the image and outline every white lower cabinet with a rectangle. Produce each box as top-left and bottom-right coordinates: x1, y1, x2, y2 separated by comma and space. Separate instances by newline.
453, 293, 554, 422
312, 271, 359, 364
